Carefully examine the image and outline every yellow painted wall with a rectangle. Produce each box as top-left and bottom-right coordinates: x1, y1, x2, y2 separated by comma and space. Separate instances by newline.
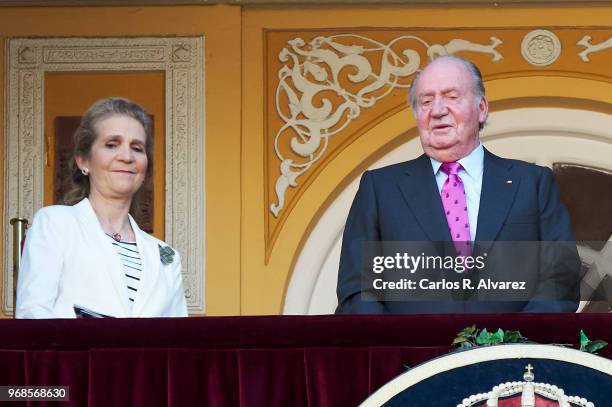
1, 3, 611, 318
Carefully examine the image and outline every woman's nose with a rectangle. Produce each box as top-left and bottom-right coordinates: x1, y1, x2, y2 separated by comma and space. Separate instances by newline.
117, 145, 134, 161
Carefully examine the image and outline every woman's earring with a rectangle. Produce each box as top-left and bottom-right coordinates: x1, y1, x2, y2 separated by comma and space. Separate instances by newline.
81, 167, 89, 176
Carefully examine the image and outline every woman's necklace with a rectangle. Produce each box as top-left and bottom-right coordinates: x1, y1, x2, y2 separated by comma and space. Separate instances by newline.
109, 222, 131, 242
101, 221, 130, 242
90, 200, 131, 242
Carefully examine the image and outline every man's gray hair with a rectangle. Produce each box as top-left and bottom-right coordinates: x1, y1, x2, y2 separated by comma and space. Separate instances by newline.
408, 55, 487, 130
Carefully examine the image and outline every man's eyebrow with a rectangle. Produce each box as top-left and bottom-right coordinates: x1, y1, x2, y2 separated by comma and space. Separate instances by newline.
418, 86, 460, 95
418, 91, 434, 98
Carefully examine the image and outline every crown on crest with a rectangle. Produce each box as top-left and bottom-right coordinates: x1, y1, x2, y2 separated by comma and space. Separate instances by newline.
457, 364, 594, 407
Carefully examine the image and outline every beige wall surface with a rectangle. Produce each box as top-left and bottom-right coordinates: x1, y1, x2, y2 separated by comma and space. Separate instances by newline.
1, 3, 611, 317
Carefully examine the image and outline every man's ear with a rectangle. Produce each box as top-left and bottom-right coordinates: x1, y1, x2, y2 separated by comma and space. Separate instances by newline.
478, 96, 489, 125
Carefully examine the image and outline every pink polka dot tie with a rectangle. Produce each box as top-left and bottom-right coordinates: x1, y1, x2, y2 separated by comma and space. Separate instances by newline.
440, 162, 472, 257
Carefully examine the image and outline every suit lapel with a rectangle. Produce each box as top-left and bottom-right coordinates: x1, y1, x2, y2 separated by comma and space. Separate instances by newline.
396, 154, 452, 242
130, 218, 161, 317
475, 149, 520, 248
74, 199, 131, 316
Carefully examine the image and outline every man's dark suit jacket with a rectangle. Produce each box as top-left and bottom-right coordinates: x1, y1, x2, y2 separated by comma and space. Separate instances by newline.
336, 148, 580, 314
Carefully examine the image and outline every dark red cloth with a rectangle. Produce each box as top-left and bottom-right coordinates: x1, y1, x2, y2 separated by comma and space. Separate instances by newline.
0, 314, 610, 406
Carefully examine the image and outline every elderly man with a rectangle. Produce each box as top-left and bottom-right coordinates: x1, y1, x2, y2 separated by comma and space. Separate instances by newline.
336, 55, 579, 314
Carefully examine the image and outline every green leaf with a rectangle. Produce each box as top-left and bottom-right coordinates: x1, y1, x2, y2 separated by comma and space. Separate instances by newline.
489, 328, 504, 344
458, 325, 477, 337
579, 329, 589, 350
452, 325, 529, 349
585, 340, 608, 354
452, 336, 469, 345
504, 331, 519, 342
476, 328, 492, 345
504, 330, 527, 343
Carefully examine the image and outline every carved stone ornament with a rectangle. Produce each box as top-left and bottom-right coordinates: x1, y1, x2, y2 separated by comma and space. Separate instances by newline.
577, 35, 612, 62
270, 34, 504, 216
521, 29, 562, 67
3, 37, 206, 314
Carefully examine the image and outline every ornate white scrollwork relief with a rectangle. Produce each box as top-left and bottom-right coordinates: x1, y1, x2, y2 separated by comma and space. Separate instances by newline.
270, 34, 504, 217
270, 35, 418, 217
4, 37, 206, 314
521, 29, 561, 67
428, 37, 503, 62
577, 35, 612, 62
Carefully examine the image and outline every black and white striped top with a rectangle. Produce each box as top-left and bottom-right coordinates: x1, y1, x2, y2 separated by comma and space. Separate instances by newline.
106, 234, 142, 308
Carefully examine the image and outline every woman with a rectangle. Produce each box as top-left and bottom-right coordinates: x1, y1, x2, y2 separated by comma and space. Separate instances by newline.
16, 97, 188, 318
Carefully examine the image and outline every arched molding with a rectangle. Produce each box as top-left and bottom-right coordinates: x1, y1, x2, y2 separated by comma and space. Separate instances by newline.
3, 36, 206, 314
